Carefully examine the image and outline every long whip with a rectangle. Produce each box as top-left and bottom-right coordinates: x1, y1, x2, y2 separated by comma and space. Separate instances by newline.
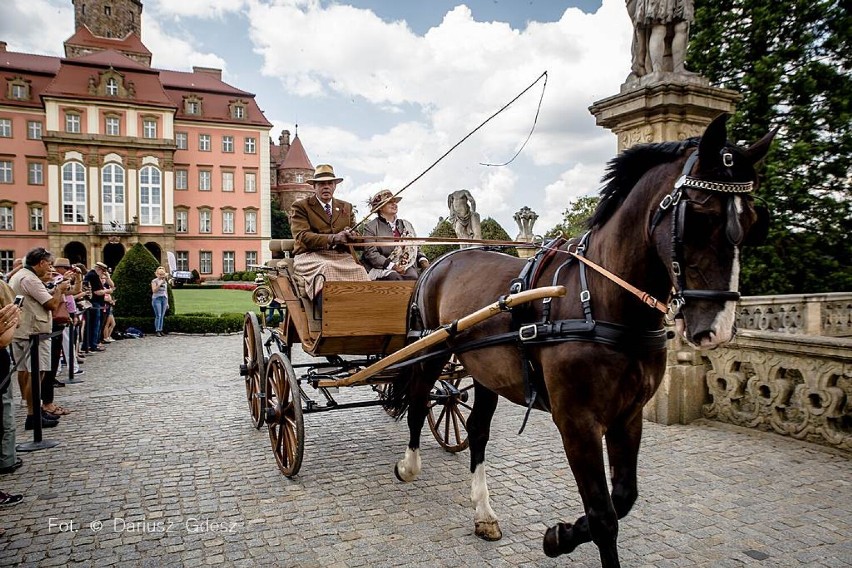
352, 70, 548, 232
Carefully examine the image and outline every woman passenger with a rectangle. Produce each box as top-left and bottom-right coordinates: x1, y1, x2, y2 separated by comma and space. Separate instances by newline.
360, 190, 429, 280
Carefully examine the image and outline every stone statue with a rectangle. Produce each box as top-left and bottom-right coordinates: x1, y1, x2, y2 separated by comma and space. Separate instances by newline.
447, 190, 482, 242
626, 0, 695, 82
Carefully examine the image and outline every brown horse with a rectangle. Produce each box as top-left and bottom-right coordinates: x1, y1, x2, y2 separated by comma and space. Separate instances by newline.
386, 114, 776, 567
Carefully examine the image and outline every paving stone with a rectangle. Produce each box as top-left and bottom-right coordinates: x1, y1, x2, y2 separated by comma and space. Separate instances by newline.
0, 334, 849, 567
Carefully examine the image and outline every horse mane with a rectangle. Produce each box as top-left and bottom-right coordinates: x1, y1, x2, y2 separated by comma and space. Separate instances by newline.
586, 138, 699, 229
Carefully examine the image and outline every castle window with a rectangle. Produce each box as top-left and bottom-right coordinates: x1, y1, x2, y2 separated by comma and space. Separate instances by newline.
105, 5, 111, 16
0, 119, 10, 138
184, 97, 202, 116
65, 112, 81, 134
105, 116, 120, 136
106, 78, 118, 96
7, 77, 31, 101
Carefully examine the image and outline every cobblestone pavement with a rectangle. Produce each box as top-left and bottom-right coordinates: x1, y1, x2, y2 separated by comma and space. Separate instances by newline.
0, 333, 850, 567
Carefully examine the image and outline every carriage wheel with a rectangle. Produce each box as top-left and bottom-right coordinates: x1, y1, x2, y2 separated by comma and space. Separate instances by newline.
427, 358, 473, 453
373, 383, 402, 418
265, 352, 304, 477
241, 312, 266, 429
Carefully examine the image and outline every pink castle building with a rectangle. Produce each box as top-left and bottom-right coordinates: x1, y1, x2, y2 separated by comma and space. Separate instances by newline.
0, 0, 274, 277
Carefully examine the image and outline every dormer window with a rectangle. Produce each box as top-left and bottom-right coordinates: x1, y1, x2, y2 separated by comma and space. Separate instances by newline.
6, 77, 30, 101
229, 100, 248, 120
184, 96, 202, 116
106, 78, 118, 96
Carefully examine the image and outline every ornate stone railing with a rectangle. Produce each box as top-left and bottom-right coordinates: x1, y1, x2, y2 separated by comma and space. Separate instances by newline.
736, 292, 852, 337
703, 331, 851, 451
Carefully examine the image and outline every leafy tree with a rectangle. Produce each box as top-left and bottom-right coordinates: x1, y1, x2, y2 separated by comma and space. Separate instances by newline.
271, 199, 292, 239
545, 196, 600, 239
112, 243, 174, 318
481, 217, 518, 257
689, 0, 852, 294
422, 218, 459, 261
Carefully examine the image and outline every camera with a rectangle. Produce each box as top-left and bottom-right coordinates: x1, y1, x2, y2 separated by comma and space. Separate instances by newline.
13, 295, 24, 307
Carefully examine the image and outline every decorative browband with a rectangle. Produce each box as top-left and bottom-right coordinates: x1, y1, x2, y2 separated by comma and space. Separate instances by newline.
675, 176, 755, 194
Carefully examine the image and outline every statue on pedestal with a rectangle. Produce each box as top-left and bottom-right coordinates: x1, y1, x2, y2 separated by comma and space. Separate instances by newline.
513, 206, 539, 241
625, 0, 702, 86
447, 190, 482, 243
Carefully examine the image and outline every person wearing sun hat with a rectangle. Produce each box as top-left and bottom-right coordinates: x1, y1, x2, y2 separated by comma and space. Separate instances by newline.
290, 164, 369, 300
360, 189, 428, 280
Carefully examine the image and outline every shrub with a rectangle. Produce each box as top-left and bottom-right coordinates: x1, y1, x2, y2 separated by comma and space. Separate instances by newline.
116, 312, 244, 334
481, 217, 518, 257
112, 243, 175, 318
422, 219, 459, 261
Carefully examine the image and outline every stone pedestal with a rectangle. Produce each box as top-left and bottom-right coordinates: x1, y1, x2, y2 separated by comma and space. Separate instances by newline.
589, 79, 741, 151
643, 338, 709, 425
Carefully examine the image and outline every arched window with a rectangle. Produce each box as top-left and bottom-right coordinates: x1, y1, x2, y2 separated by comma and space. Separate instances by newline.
139, 165, 162, 225
62, 162, 86, 223
102, 163, 125, 224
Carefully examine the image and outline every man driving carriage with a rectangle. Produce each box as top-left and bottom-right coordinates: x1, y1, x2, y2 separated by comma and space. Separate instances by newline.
290, 164, 369, 300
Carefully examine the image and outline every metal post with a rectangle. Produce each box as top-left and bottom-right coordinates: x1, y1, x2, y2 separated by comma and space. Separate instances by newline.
17, 333, 59, 452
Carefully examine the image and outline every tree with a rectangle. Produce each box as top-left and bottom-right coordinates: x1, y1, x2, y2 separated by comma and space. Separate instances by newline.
422, 218, 459, 261
112, 243, 174, 318
689, 0, 852, 294
271, 199, 292, 239
545, 196, 600, 239
480, 217, 518, 257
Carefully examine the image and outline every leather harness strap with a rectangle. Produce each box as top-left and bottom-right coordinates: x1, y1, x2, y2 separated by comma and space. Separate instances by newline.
567, 252, 669, 314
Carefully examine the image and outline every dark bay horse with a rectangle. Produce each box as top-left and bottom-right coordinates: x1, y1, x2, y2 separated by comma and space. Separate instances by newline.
386, 114, 776, 567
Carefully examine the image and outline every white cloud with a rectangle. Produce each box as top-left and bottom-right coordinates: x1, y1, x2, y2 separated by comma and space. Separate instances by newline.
143, 17, 227, 72
0, 0, 71, 56
248, 0, 632, 234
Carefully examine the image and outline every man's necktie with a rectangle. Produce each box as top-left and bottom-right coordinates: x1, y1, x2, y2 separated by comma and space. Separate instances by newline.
324, 203, 332, 220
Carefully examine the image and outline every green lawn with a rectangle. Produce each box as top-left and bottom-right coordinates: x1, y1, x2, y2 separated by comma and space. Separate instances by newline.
172, 288, 258, 315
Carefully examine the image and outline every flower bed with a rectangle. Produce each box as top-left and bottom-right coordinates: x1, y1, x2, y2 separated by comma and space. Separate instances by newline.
221, 282, 257, 291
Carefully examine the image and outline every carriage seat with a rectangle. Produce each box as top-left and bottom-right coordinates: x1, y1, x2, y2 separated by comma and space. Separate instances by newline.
267, 239, 321, 333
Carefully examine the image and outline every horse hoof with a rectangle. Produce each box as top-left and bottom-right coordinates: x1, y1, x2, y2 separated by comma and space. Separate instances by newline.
394, 463, 404, 482
543, 523, 574, 558
394, 463, 415, 482
474, 520, 502, 541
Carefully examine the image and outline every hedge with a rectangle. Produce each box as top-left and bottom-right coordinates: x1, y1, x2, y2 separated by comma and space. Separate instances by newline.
116, 313, 245, 335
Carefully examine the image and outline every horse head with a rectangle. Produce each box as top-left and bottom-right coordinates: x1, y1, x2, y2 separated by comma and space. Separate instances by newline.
664, 113, 777, 349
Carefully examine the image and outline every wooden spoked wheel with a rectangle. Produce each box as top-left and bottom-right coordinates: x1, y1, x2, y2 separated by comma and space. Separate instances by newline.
265, 352, 304, 478
427, 358, 473, 453
242, 312, 265, 429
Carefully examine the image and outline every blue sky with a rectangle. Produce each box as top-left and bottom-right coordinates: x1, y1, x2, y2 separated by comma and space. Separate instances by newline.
1, 0, 633, 237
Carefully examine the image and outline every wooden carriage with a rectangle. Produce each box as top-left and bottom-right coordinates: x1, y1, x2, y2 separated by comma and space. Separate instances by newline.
240, 239, 472, 477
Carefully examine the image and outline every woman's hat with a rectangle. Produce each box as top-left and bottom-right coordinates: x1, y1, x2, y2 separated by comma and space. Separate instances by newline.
306, 164, 343, 184
369, 189, 401, 209
54, 258, 71, 268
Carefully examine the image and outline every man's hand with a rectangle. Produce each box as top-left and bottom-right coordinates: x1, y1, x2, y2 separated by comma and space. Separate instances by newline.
330, 229, 354, 247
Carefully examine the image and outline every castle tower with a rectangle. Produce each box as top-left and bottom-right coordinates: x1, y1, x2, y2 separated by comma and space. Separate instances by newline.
65, 0, 151, 65
72, 0, 142, 38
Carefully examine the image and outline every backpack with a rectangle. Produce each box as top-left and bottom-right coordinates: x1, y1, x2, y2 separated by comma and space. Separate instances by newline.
125, 326, 144, 338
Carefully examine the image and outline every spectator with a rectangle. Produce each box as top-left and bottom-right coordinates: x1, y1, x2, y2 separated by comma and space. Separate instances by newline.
0, 281, 24, 482
150, 267, 170, 337
101, 268, 116, 343
8, 247, 69, 430
3, 259, 23, 284
0, 280, 25, 511
81, 262, 108, 354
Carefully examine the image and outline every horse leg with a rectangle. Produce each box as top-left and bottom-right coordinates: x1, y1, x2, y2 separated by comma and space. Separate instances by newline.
543, 425, 621, 568
394, 359, 445, 482
466, 384, 501, 541
542, 412, 644, 560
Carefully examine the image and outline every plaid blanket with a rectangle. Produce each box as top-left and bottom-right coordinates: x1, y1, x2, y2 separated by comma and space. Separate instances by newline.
294, 250, 369, 299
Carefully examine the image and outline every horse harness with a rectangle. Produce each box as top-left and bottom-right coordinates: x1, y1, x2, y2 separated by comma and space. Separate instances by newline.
402, 147, 755, 432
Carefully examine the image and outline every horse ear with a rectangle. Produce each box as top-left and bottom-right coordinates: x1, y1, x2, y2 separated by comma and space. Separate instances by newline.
698, 113, 730, 164
745, 126, 779, 165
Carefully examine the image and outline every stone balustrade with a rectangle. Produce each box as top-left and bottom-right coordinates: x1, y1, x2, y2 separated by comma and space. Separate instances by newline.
737, 292, 852, 337
645, 293, 852, 452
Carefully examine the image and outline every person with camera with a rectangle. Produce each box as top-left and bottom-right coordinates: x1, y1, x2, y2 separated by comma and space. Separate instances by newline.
8, 247, 70, 430
0, 279, 25, 507
81, 262, 108, 354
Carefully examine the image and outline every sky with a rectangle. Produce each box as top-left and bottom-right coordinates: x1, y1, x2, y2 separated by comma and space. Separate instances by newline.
0, 0, 636, 238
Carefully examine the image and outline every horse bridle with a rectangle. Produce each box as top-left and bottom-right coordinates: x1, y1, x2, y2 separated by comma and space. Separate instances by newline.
649, 149, 756, 318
